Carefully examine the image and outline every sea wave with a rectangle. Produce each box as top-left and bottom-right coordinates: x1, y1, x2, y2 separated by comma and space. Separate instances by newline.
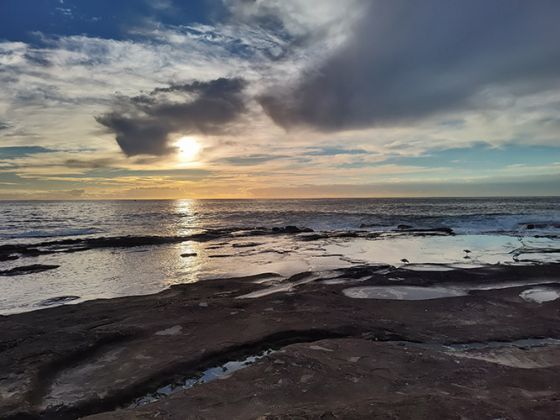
0, 227, 103, 239
0, 198, 559, 240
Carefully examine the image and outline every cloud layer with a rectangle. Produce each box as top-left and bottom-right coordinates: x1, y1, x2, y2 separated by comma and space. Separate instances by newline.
96, 78, 248, 156
1, 0, 560, 198
259, 1, 560, 131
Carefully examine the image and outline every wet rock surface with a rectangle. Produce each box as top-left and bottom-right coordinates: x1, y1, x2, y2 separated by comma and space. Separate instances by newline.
0, 264, 60, 276
395, 226, 454, 235
38, 296, 81, 307
1, 263, 560, 419
88, 338, 560, 420
0, 225, 462, 263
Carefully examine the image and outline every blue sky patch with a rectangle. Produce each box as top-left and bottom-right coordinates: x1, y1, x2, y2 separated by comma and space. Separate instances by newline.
0, 146, 53, 158
387, 144, 560, 170
0, 0, 218, 44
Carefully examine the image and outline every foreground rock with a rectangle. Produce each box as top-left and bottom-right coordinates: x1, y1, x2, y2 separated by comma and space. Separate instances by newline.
88, 338, 560, 420
1, 263, 560, 419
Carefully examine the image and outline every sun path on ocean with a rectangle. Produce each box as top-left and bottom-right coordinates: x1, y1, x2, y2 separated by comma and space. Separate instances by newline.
175, 136, 202, 162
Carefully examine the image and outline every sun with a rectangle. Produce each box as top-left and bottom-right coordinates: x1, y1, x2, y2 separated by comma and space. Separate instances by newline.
175, 136, 201, 161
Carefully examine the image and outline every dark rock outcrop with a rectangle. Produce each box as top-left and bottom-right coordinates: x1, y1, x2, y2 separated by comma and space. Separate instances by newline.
272, 226, 314, 234
180, 253, 197, 258
0, 264, 60, 276
38, 296, 80, 307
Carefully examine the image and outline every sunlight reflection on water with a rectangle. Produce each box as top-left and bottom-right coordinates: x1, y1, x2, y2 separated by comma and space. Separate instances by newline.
1, 233, 558, 314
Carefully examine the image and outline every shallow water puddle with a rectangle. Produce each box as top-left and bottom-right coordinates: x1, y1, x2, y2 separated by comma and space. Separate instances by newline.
130, 349, 275, 408
37, 295, 80, 307
325, 235, 521, 266
442, 338, 560, 352
394, 338, 560, 369
519, 287, 560, 303
468, 279, 560, 291
401, 264, 455, 272
343, 286, 467, 300
444, 338, 560, 369
238, 274, 321, 298
3, 230, 558, 314
343, 280, 560, 301
321, 276, 370, 285
325, 235, 560, 267
401, 263, 490, 271
446, 263, 488, 269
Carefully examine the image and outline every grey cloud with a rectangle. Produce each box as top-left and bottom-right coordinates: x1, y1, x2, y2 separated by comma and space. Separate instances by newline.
64, 158, 118, 169
65, 189, 85, 197
23, 50, 51, 67
306, 147, 368, 156
217, 154, 289, 166
259, 1, 560, 131
96, 78, 248, 156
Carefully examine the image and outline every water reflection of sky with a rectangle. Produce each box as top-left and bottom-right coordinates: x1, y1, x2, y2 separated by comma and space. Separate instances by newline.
174, 199, 204, 280
1, 234, 558, 314
325, 235, 526, 266
174, 200, 200, 236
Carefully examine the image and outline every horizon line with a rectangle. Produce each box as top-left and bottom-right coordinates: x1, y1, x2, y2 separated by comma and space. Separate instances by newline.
1, 195, 559, 202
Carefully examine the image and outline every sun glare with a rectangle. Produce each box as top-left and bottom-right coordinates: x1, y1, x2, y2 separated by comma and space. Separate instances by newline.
175, 136, 201, 161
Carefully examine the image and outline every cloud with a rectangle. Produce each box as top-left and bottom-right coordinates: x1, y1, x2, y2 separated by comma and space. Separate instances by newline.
0, 22, 279, 152
148, 0, 175, 11
56, 7, 73, 18
96, 78, 249, 156
0, 146, 53, 158
0, 188, 85, 200
65, 188, 85, 197
2, 2, 560, 198
248, 173, 560, 198
64, 158, 118, 169
306, 147, 368, 156
258, 0, 560, 131
216, 153, 289, 166
225, 0, 363, 41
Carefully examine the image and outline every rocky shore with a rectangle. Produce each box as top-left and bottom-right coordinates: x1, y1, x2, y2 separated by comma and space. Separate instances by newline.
0, 225, 455, 263
1, 262, 560, 419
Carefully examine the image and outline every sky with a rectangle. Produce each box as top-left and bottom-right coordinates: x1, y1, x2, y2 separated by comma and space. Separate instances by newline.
0, 0, 559, 199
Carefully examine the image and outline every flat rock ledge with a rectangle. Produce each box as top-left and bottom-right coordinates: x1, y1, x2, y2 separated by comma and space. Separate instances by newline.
1, 263, 560, 419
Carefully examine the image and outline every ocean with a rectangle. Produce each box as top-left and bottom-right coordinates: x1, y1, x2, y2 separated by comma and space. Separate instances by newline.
1, 197, 559, 314
2, 197, 560, 240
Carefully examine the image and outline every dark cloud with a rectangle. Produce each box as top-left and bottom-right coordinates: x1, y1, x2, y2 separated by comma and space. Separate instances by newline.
96, 78, 248, 156
259, 1, 560, 131
0, 122, 11, 130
